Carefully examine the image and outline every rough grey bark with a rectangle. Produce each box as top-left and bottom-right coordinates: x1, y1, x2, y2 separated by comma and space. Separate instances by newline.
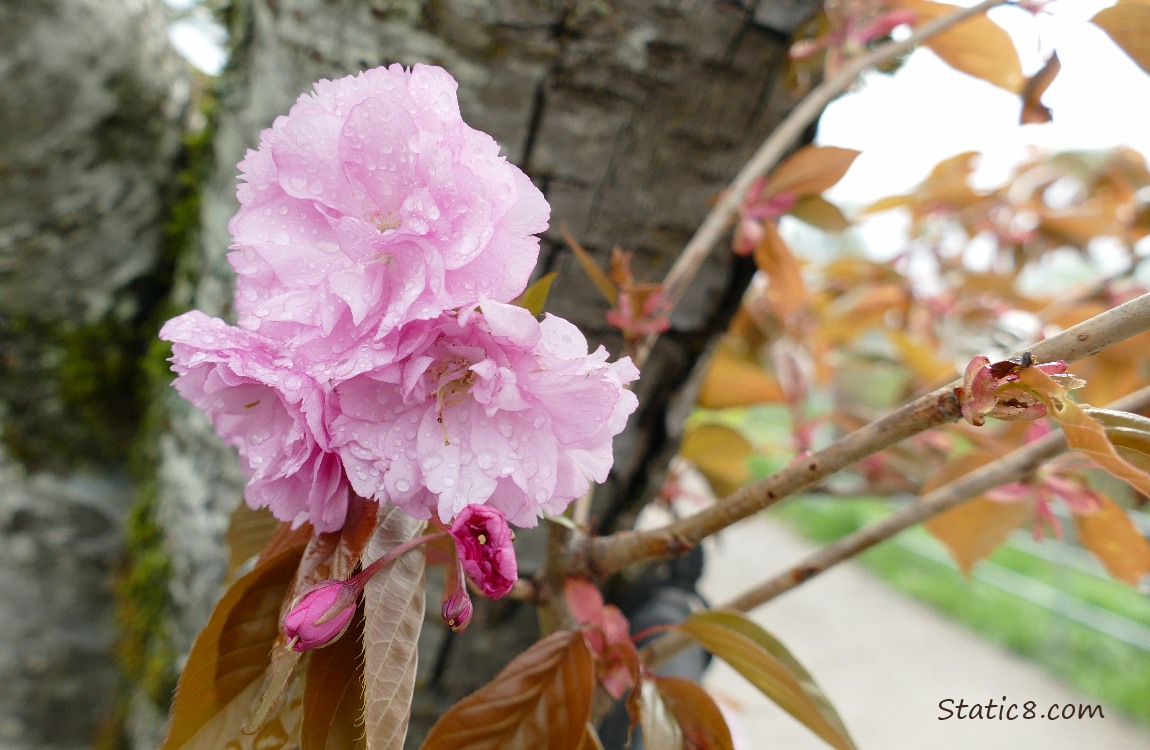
135, 0, 820, 746
0, 1, 190, 748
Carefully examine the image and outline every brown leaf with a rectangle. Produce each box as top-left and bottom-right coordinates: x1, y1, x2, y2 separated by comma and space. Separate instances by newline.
362, 504, 426, 750
676, 611, 855, 750
764, 145, 860, 197
302, 607, 367, 750
788, 195, 852, 233
562, 224, 618, 306
679, 424, 753, 498
753, 222, 807, 320
225, 504, 282, 577
653, 677, 734, 750
1018, 367, 1150, 498
161, 536, 308, 749
1020, 52, 1060, 125
1074, 492, 1150, 585
697, 346, 785, 409
925, 495, 1033, 576
897, 0, 1025, 92
334, 493, 380, 580
1093, 0, 1150, 76
420, 630, 595, 750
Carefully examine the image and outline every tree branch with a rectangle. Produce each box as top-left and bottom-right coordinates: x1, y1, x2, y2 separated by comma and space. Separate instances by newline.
637, 0, 1009, 367
640, 382, 1150, 669
588, 290, 1150, 576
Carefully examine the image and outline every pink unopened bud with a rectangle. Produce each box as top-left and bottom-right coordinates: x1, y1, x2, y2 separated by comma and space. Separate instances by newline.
283, 580, 357, 651
449, 504, 518, 599
441, 590, 474, 632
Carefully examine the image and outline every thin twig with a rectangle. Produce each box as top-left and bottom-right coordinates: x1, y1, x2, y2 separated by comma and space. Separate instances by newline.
588, 291, 1150, 576
636, 0, 1008, 367
640, 383, 1150, 669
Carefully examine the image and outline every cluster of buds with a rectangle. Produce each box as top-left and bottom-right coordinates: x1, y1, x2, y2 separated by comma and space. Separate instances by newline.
282, 504, 518, 650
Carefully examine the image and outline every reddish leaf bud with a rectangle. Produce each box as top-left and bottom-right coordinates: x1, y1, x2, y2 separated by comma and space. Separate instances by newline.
441, 589, 474, 632
449, 504, 518, 599
283, 580, 357, 651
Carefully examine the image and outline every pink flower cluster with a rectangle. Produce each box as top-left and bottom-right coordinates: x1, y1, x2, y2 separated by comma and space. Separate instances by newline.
161, 64, 638, 534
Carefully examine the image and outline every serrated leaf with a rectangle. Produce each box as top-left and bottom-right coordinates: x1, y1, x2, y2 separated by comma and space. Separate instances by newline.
420, 630, 595, 750
653, 677, 734, 750
225, 504, 282, 577
922, 453, 1033, 575
1093, 0, 1150, 76
788, 195, 852, 233
640, 679, 684, 750
697, 346, 784, 409
161, 536, 308, 749
363, 504, 426, 750
511, 272, 558, 316
302, 607, 367, 750
764, 146, 860, 197
562, 224, 618, 306
897, 0, 1024, 92
1018, 368, 1150, 498
676, 611, 856, 750
679, 424, 753, 498
1074, 492, 1150, 585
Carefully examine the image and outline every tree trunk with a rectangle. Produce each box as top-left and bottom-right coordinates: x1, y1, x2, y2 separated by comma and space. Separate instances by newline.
0, 1, 189, 748
131, 0, 819, 746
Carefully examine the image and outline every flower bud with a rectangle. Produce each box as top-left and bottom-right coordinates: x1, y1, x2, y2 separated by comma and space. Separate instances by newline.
283, 580, 357, 651
449, 504, 518, 599
441, 590, 474, 632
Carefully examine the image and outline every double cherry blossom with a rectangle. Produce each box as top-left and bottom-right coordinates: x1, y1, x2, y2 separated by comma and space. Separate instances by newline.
160, 64, 638, 607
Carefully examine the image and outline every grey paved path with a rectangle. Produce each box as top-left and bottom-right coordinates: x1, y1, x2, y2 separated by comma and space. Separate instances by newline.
697, 513, 1150, 750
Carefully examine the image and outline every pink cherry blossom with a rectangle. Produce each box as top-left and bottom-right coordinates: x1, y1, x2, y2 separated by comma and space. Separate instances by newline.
330, 299, 640, 526
449, 504, 518, 598
227, 64, 549, 353
159, 311, 350, 532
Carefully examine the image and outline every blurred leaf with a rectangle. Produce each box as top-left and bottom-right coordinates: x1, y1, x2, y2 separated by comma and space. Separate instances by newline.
885, 329, 952, 384
653, 677, 734, 750
1084, 408, 1150, 476
562, 224, 618, 306
679, 424, 753, 498
363, 505, 426, 750
512, 272, 558, 316
676, 611, 856, 750
640, 680, 684, 750
420, 630, 594, 750
697, 346, 785, 409
1020, 52, 1060, 125
925, 492, 1033, 576
225, 504, 282, 577
765, 146, 860, 197
161, 535, 308, 749
302, 607, 367, 750
1074, 492, 1150, 585
1018, 368, 1150, 498
897, 0, 1024, 92
789, 195, 852, 232
862, 151, 983, 217
1093, 0, 1150, 76
579, 724, 605, 750
754, 222, 807, 320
